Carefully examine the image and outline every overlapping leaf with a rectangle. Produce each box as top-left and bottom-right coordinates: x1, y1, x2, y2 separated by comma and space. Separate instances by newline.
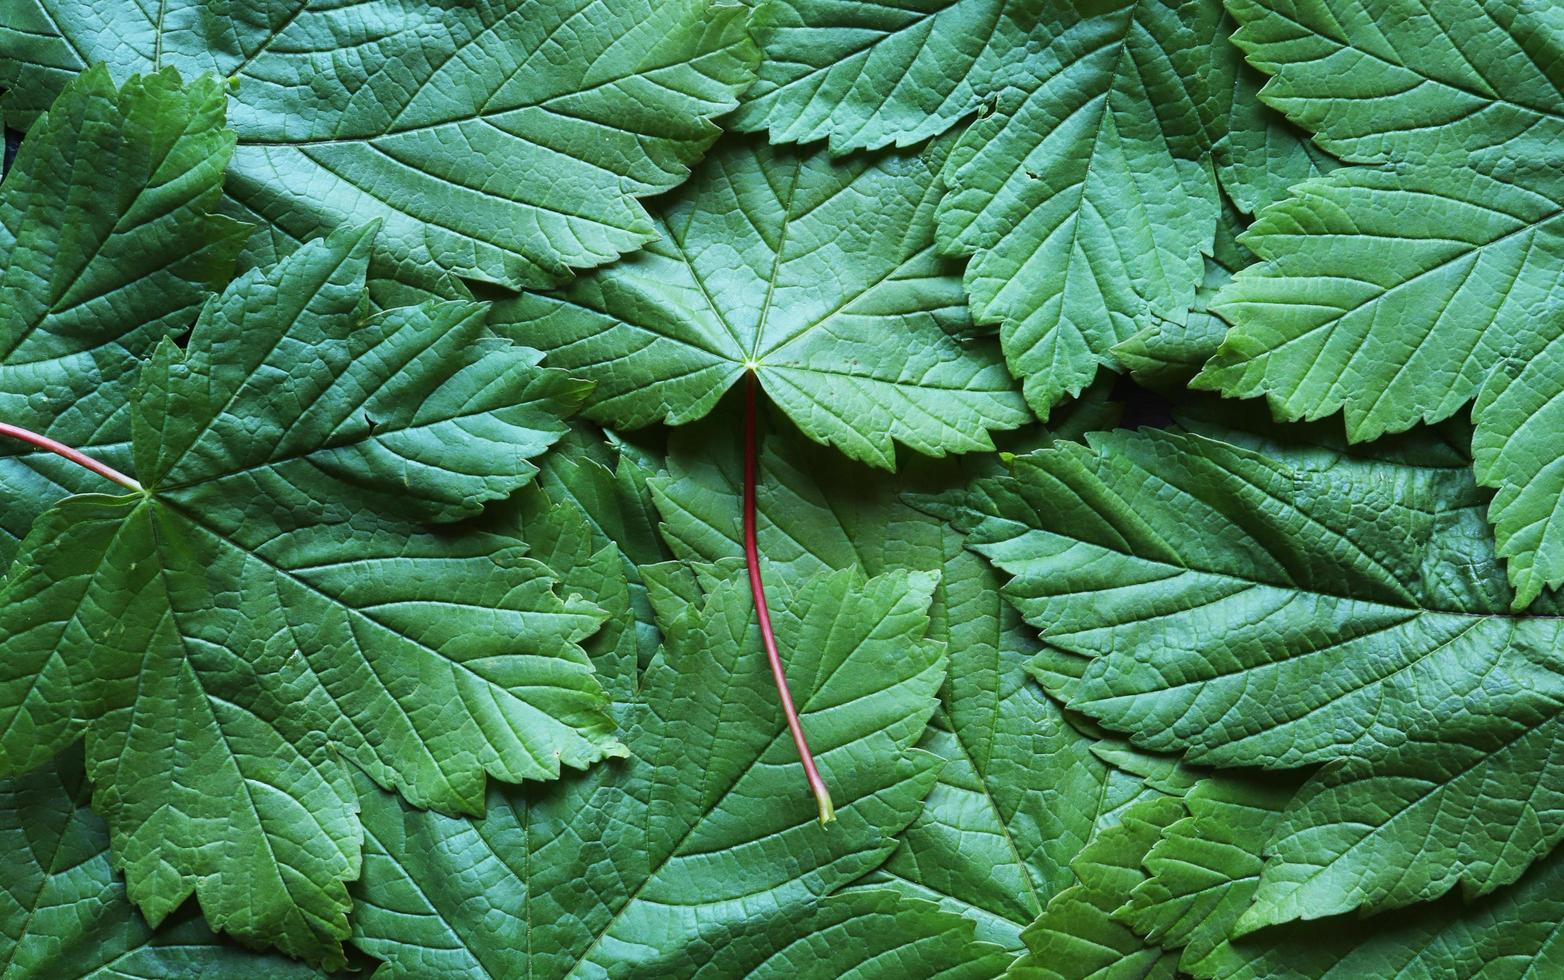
1127, 777, 1564, 980
1220, 0, 1564, 166
964, 427, 1564, 930
348, 563, 949, 977
0, 748, 331, 979
1120, 776, 1293, 976
535, 423, 675, 676
1198, 0, 1564, 605
731, 0, 1041, 154
0, 66, 245, 564
499, 134, 1028, 470
1208, 15, 1335, 216
0, 0, 759, 293
0, 223, 618, 966
6, 0, 1564, 974
693, 888, 1013, 979
650, 414, 1139, 951
1006, 796, 1184, 980
937, 0, 1223, 418
1205, 852, 1564, 979
1110, 198, 1251, 390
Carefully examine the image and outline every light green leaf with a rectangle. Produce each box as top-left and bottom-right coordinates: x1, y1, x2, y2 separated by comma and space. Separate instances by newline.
1204, 849, 1564, 979
731, 0, 1041, 154
0, 748, 330, 979
1241, 707, 1564, 933
964, 427, 1564, 925
0, 0, 759, 293
1120, 776, 1293, 977
498, 134, 1029, 470
1211, 17, 1335, 215
0, 226, 619, 966
1007, 796, 1184, 980
1200, 0, 1564, 605
1223, 0, 1564, 167
936, 0, 1222, 418
348, 565, 950, 977
0, 66, 245, 564
967, 428, 1564, 767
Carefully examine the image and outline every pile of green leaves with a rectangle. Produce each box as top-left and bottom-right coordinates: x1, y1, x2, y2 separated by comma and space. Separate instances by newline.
1, 0, 1561, 976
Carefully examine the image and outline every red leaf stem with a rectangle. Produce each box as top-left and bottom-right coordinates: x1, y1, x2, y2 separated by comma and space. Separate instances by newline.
743, 375, 835, 825
0, 421, 142, 492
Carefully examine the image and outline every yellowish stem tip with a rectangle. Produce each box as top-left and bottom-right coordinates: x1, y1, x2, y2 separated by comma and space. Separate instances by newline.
815, 788, 837, 826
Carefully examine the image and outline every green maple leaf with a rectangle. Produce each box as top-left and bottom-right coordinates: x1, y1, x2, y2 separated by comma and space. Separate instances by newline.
1166, 788, 1564, 979
1119, 775, 1294, 977
0, 217, 622, 965
0, 747, 332, 979
0, 66, 247, 565
1208, 14, 1336, 216
730, 0, 1043, 155
0, 0, 758, 293
649, 412, 1170, 953
963, 426, 1564, 930
1006, 796, 1185, 980
495, 133, 1030, 471
347, 562, 952, 976
936, 0, 1224, 418
1195, 0, 1564, 606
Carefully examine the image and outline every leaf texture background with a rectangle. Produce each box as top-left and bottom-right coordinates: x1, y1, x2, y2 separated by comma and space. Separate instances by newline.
0, 0, 1562, 976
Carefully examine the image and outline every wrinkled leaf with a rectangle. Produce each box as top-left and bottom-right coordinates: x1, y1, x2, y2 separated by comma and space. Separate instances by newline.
349, 564, 948, 977
0, 67, 244, 564
965, 427, 1564, 927
0, 225, 618, 966
499, 135, 1029, 470
0, 0, 759, 293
